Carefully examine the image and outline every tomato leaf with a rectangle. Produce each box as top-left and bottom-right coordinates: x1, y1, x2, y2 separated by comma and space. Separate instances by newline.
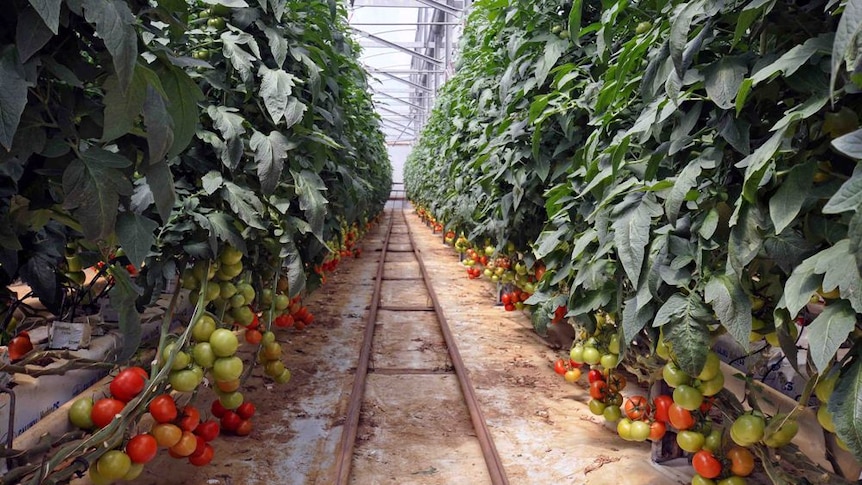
16, 7, 54, 62
142, 85, 174, 165
221, 30, 259, 83
282, 234, 305, 299
738, 128, 785, 203
808, 300, 856, 373
262, 25, 288, 68
159, 65, 204, 158
705, 273, 752, 348
567, 0, 582, 45
669, 1, 704, 79
823, 169, 862, 214
258, 67, 296, 125
108, 265, 143, 363
659, 292, 712, 376
831, 0, 862, 98
613, 193, 661, 287
250, 130, 295, 194
831, 128, 862, 160
292, 169, 328, 237
102, 70, 147, 142
62, 147, 133, 241
621, 296, 655, 349
666, 149, 718, 224
141, 159, 175, 223
208, 211, 246, 254
703, 56, 748, 110
222, 182, 265, 230
827, 353, 862, 462
81, 0, 138, 92
769, 161, 816, 234
0, 47, 32, 151
116, 212, 158, 269
27, 0, 61, 34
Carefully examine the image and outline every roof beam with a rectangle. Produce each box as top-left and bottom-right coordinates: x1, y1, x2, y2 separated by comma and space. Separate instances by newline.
351, 28, 442, 65
415, 0, 461, 16
373, 91, 426, 111
367, 66, 433, 92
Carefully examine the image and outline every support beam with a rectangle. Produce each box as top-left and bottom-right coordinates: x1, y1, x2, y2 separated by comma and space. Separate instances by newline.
367, 67, 433, 92
351, 28, 442, 65
352, 22, 460, 26
373, 91, 426, 111
415, 0, 461, 16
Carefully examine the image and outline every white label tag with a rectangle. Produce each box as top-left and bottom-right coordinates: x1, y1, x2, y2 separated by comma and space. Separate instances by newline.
49, 321, 91, 350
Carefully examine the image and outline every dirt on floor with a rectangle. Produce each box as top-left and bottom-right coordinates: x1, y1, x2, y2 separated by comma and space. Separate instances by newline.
74, 207, 708, 485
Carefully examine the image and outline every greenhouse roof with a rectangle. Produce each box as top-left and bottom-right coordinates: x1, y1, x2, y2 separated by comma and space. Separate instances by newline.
347, 0, 469, 145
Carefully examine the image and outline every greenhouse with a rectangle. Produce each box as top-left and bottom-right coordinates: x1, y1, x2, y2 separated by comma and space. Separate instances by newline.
0, 0, 861, 484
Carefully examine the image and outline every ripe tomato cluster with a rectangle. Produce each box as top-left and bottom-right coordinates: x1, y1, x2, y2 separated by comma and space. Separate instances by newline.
500, 289, 530, 311
211, 398, 255, 436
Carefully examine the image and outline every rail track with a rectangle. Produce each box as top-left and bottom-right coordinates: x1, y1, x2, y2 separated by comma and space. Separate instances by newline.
332, 201, 509, 485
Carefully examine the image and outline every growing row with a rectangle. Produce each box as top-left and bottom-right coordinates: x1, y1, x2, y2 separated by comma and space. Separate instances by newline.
406, 0, 862, 482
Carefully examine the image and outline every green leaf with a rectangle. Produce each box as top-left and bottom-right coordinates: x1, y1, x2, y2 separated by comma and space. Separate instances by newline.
738, 128, 786, 203
62, 147, 133, 241
807, 300, 856, 373
28, 0, 61, 34
250, 130, 295, 194
208, 211, 246, 253
727, 202, 764, 273
159, 65, 204, 158
770, 93, 829, 133
751, 33, 833, 84
669, 1, 705, 78
263, 25, 288, 68
567, 0, 582, 44
221, 30, 259, 83
535, 37, 568, 87
831, 0, 862, 98
141, 158, 175, 223
116, 212, 158, 268
612, 194, 661, 287
282, 98, 306, 129
0, 47, 31, 151
828, 355, 862, 462
831, 128, 862, 159
292, 169, 328, 236
142, 85, 174, 165
258, 67, 297, 125
108, 266, 143, 362
534, 226, 566, 260
17, 7, 55, 61
206, 105, 246, 141
705, 273, 752, 348
769, 161, 815, 233
703, 56, 747, 110
763, 231, 815, 274
201, 0, 248, 5
282, 234, 305, 299
666, 149, 718, 224
622, 296, 655, 348
81, 0, 138, 91
201, 171, 223, 195
222, 181, 265, 230
102, 70, 147, 142
654, 292, 712, 376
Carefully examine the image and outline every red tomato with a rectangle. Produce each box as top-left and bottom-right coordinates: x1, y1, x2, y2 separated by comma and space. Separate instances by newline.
587, 369, 605, 383
624, 395, 650, 420
8, 333, 33, 361
194, 420, 220, 441
236, 402, 256, 420
211, 399, 228, 419
668, 403, 695, 430
692, 450, 722, 479
188, 443, 214, 466
220, 411, 241, 432
235, 419, 252, 436
190, 435, 207, 457
589, 380, 609, 400
91, 398, 126, 428
110, 368, 147, 402
126, 434, 158, 464
245, 329, 262, 345
649, 420, 667, 441
168, 431, 197, 458
553, 359, 567, 375
652, 394, 673, 423
178, 406, 201, 432
148, 394, 178, 423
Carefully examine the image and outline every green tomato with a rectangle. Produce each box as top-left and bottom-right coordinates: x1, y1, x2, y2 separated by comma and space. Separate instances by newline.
192, 342, 216, 368
696, 352, 721, 381
629, 420, 651, 442
569, 344, 585, 364
663, 361, 691, 388
635, 21, 652, 35
97, 450, 132, 480
730, 414, 765, 446
703, 428, 723, 453
696, 372, 725, 397
616, 417, 633, 440
582, 346, 601, 365
209, 328, 239, 357
217, 389, 244, 409
213, 356, 244, 381
588, 399, 607, 416
603, 405, 622, 422
68, 397, 95, 429
600, 353, 618, 369
608, 334, 621, 354
815, 371, 839, 403
677, 430, 705, 453
262, 331, 276, 345
192, 314, 217, 342
207, 17, 226, 29
692, 475, 717, 485
717, 477, 747, 485
169, 369, 200, 392
763, 415, 798, 448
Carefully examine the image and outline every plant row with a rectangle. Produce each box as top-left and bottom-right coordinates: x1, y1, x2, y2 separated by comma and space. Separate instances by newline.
406, 0, 862, 482
0, 0, 390, 482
